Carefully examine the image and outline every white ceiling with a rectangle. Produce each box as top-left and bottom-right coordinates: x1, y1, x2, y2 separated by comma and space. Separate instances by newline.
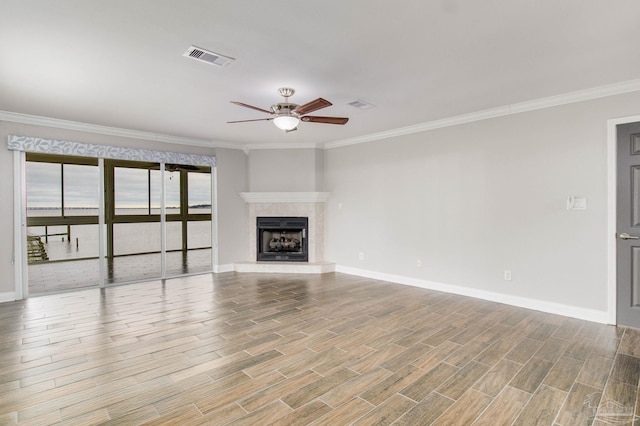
2, 1, 640, 149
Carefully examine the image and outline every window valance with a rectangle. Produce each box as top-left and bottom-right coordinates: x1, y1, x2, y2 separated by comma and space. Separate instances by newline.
7, 135, 216, 167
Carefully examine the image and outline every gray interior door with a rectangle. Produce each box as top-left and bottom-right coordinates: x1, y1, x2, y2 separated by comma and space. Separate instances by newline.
617, 121, 640, 328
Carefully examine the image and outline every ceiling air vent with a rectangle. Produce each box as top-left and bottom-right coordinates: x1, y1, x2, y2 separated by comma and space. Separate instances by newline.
183, 45, 235, 67
348, 100, 375, 109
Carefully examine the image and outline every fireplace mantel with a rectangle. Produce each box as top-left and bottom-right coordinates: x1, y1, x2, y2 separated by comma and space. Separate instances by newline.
240, 192, 330, 203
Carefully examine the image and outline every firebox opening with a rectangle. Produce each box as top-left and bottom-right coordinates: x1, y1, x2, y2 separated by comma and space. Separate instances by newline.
257, 217, 308, 262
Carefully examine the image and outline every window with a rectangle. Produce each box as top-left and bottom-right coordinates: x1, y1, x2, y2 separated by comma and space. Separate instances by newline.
26, 158, 100, 217
188, 171, 212, 214
114, 167, 156, 215
64, 164, 100, 215
26, 161, 62, 216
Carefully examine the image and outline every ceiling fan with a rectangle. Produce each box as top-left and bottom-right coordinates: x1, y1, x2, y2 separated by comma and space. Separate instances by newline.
228, 88, 349, 132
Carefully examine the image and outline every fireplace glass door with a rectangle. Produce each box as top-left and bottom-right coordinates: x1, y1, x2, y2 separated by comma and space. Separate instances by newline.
257, 217, 308, 262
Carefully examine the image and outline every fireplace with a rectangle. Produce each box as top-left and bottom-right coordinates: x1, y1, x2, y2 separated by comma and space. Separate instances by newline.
257, 217, 308, 262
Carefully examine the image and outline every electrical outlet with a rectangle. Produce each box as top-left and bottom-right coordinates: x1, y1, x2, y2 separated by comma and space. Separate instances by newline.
504, 270, 512, 281
416, 260, 422, 268
358, 252, 364, 261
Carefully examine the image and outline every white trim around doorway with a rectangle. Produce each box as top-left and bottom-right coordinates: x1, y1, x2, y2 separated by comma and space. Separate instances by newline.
13, 150, 27, 301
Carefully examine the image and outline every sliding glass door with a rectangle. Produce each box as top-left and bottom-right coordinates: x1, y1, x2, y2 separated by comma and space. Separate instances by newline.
177, 170, 212, 275
107, 162, 164, 283
25, 154, 213, 294
26, 155, 101, 293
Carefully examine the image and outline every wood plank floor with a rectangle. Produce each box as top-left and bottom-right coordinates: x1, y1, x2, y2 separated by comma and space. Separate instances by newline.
0, 272, 639, 425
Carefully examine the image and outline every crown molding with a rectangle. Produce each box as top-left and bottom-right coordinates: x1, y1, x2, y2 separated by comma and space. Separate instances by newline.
239, 192, 330, 203
4, 78, 640, 153
0, 110, 242, 150
243, 142, 320, 151
322, 107, 510, 150
322, 78, 640, 150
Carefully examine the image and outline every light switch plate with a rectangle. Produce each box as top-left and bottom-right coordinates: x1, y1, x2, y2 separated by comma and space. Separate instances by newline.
566, 197, 587, 210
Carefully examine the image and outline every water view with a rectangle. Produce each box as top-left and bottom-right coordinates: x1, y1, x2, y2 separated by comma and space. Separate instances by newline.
28, 208, 212, 261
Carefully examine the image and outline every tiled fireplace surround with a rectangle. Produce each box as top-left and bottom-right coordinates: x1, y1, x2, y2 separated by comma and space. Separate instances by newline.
235, 192, 335, 273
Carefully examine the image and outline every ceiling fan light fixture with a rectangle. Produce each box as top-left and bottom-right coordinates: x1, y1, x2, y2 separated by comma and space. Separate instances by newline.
273, 115, 299, 131
229, 88, 348, 131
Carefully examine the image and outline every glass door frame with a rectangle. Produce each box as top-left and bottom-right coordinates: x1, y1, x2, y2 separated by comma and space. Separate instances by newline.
104, 159, 213, 283
10, 135, 216, 299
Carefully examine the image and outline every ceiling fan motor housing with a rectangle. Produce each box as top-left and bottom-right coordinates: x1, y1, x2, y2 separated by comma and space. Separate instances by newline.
271, 103, 299, 117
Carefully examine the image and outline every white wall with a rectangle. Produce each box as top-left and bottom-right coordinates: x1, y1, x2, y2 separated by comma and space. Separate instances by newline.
324, 91, 640, 316
0, 121, 248, 295
248, 148, 324, 191
214, 147, 248, 266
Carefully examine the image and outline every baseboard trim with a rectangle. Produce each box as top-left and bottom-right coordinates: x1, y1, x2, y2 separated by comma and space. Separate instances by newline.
0, 292, 17, 303
214, 264, 235, 273
335, 266, 610, 324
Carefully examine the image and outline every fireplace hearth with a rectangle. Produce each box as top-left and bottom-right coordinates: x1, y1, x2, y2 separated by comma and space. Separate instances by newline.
257, 217, 308, 262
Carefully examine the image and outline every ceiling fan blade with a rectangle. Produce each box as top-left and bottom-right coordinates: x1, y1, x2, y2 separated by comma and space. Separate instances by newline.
230, 101, 273, 115
227, 118, 274, 123
300, 116, 349, 125
292, 98, 332, 115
